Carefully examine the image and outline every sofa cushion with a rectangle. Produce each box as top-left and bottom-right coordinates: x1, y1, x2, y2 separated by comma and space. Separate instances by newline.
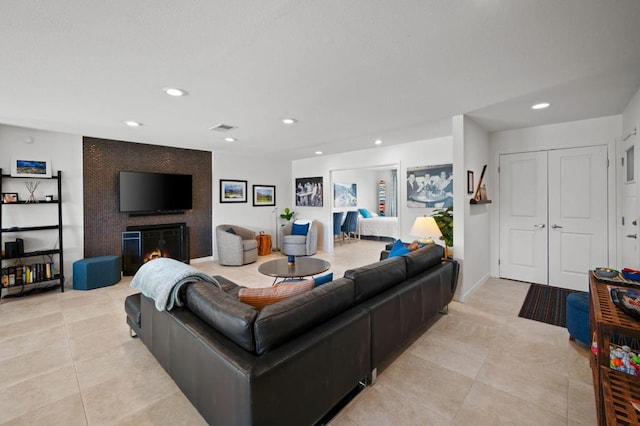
254, 278, 355, 355
404, 244, 444, 278
242, 239, 258, 251
345, 256, 407, 304
211, 275, 241, 293
238, 280, 314, 310
292, 222, 310, 235
185, 282, 259, 352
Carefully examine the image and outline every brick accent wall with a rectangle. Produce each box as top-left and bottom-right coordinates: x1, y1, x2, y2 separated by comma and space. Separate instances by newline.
82, 137, 212, 259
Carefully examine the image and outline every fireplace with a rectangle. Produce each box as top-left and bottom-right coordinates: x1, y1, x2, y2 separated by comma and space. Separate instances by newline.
121, 223, 189, 275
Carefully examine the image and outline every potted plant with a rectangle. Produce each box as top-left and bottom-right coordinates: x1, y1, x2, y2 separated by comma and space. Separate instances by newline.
431, 207, 453, 257
279, 207, 295, 223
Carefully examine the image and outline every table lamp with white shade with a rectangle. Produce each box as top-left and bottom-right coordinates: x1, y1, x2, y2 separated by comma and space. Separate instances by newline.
410, 215, 442, 245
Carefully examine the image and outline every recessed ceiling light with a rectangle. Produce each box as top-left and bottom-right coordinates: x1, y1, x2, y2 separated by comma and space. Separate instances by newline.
374, 139, 382, 145
163, 87, 188, 97
124, 121, 142, 127
315, 151, 323, 155
282, 118, 298, 125
224, 137, 236, 142
531, 102, 550, 110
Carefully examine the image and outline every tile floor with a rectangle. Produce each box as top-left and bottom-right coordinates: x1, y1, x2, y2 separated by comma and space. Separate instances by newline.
0, 239, 596, 425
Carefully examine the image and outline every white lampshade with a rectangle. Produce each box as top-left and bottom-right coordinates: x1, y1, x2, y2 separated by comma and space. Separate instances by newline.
410, 216, 442, 243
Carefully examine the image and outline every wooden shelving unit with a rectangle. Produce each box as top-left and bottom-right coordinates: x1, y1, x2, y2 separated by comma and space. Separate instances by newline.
589, 273, 640, 425
378, 180, 386, 216
1, 169, 64, 298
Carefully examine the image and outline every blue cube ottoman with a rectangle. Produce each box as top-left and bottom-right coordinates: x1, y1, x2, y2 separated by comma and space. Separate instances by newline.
73, 255, 121, 290
566, 291, 590, 346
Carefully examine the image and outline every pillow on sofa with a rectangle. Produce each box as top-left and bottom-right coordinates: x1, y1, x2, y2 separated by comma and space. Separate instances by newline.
388, 239, 410, 258
313, 272, 333, 287
408, 241, 420, 251
292, 222, 310, 235
358, 208, 373, 218
239, 280, 314, 309
226, 227, 237, 235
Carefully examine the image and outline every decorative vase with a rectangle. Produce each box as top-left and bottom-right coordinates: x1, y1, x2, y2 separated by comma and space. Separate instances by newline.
287, 255, 295, 266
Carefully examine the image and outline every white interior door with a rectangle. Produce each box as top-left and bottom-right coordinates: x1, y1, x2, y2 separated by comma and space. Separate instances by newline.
499, 151, 548, 284
548, 146, 608, 291
621, 142, 638, 269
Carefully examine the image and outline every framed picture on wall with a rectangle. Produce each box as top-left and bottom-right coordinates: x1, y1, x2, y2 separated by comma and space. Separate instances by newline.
295, 176, 323, 207
334, 183, 357, 207
406, 163, 453, 208
11, 157, 52, 178
252, 185, 276, 206
220, 179, 247, 203
467, 170, 474, 194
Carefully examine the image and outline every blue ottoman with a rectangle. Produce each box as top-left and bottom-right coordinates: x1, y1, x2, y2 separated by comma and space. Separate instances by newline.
566, 291, 590, 346
73, 255, 121, 290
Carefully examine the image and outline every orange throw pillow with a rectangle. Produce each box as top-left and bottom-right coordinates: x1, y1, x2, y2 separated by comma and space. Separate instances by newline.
408, 241, 420, 251
238, 280, 314, 309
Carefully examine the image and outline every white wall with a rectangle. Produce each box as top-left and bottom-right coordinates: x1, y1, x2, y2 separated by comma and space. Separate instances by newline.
0, 124, 84, 286
623, 88, 640, 139
292, 137, 453, 252
489, 115, 621, 276
621, 87, 640, 268
452, 116, 492, 301
212, 151, 292, 254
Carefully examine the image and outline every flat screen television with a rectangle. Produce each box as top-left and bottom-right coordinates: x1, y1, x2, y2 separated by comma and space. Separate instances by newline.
119, 171, 193, 214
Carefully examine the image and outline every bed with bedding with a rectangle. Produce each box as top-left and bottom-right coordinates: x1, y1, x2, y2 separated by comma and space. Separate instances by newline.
358, 215, 399, 239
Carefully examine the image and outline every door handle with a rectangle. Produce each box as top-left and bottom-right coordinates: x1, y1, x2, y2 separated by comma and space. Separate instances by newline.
551, 224, 563, 229
533, 224, 546, 228
627, 234, 637, 239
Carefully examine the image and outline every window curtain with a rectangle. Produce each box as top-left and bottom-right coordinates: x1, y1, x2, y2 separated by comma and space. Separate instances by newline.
388, 169, 398, 217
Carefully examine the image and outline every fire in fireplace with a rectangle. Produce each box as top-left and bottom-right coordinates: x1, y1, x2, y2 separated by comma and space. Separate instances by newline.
122, 223, 189, 275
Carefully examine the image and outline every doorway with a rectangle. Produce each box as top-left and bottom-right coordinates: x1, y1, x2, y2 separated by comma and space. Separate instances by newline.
499, 145, 608, 291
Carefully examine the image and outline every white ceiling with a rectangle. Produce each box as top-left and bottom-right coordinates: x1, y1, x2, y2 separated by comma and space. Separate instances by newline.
1, 1, 639, 160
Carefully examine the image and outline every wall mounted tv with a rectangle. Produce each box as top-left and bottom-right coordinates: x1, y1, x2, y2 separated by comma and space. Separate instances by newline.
119, 171, 193, 214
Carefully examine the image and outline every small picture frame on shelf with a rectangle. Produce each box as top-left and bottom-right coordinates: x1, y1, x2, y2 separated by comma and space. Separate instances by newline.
10, 157, 52, 178
2, 193, 18, 203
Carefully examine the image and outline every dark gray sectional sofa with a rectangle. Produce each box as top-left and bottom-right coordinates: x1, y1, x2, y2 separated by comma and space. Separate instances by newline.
129, 244, 459, 425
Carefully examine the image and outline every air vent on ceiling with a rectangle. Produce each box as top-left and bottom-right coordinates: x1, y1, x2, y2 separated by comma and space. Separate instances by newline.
209, 123, 237, 132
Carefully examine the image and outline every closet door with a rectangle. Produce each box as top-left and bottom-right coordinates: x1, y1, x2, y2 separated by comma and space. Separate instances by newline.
499, 151, 548, 284
548, 146, 608, 291
621, 140, 638, 269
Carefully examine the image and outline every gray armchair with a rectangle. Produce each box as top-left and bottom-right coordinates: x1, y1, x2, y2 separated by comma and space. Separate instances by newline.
281, 221, 318, 256
216, 224, 258, 266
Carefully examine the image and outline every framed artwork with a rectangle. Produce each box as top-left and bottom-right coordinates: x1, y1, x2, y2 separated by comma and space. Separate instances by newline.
467, 170, 474, 194
220, 179, 247, 203
252, 185, 276, 206
406, 163, 453, 208
2, 193, 18, 203
11, 157, 52, 178
295, 176, 323, 207
334, 183, 357, 207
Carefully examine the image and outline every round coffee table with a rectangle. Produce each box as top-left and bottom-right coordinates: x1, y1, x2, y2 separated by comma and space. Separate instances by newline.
258, 257, 330, 284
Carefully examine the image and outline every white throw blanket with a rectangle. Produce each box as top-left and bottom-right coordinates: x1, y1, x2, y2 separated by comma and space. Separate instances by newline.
130, 258, 220, 311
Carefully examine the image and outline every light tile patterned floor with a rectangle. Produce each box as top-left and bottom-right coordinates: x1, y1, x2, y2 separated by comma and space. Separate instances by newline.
0, 240, 595, 425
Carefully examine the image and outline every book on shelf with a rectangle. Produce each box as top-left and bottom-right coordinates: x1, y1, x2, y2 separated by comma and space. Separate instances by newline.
1, 261, 55, 287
